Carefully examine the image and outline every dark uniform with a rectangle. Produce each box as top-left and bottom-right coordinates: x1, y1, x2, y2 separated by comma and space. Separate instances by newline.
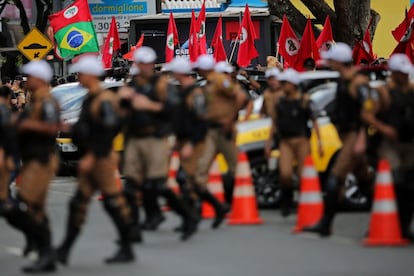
193, 71, 239, 227
376, 82, 414, 240
0, 86, 16, 214
56, 88, 135, 264
304, 71, 370, 236
5, 85, 60, 273
275, 94, 312, 216
122, 73, 197, 241
173, 77, 232, 228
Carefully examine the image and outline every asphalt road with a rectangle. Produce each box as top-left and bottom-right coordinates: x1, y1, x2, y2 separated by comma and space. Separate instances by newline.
0, 177, 413, 276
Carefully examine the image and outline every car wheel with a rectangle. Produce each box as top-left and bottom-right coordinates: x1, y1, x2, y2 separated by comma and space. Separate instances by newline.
249, 156, 281, 209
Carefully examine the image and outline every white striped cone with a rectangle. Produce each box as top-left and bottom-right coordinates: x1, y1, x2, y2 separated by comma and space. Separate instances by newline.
364, 159, 408, 246
167, 152, 180, 194
228, 152, 263, 225
293, 156, 323, 233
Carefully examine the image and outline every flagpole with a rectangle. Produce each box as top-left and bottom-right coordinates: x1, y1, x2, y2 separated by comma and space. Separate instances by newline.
228, 37, 239, 63
276, 43, 280, 59
229, 11, 243, 63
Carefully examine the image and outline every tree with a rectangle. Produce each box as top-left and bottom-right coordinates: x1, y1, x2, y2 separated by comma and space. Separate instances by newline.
268, 0, 381, 46
0, 0, 53, 35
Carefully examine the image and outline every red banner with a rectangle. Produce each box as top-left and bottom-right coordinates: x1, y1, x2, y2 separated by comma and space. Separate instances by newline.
225, 21, 260, 41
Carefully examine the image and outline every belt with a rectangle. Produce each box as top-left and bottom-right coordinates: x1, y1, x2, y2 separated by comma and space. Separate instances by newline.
128, 126, 156, 137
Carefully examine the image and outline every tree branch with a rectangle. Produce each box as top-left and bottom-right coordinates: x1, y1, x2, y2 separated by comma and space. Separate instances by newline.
299, 0, 336, 23
13, 0, 30, 34
369, 9, 381, 41
35, 0, 53, 33
267, 0, 308, 36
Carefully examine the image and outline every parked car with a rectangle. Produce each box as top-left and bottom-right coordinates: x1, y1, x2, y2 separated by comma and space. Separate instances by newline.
233, 70, 380, 210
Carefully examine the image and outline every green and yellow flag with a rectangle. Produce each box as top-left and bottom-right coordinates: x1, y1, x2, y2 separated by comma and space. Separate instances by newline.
49, 0, 99, 60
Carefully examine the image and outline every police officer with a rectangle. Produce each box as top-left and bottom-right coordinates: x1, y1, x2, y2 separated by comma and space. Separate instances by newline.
55, 56, 135, 265
265, 69, 322, 217
119, 47, 197, 240
192, 55, 240, 228
365, 54, 414, 241
4, 60, 60, 273
168, 57, 230, 228
304, 43, 371, 236
0, 85, 15, 215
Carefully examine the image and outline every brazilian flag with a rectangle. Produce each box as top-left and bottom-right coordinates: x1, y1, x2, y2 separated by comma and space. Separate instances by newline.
49, 0, 99, 60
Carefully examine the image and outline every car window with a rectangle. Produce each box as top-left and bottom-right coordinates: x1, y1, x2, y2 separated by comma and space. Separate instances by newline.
51, 84, 87, 124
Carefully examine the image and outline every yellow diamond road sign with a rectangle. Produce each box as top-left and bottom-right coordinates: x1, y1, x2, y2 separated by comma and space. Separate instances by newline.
17, 27, 53, 61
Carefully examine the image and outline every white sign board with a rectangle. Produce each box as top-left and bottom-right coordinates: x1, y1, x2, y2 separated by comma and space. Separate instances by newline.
88, 0, 156, 33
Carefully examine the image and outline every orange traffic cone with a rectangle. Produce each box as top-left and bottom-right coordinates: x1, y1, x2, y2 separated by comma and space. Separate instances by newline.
167, 151, 180, 195
363, 159, 409, 246
292, 156, 323, 233
202, 158, 225, 219
98, 167, 123, 201
228, 152, 263, 225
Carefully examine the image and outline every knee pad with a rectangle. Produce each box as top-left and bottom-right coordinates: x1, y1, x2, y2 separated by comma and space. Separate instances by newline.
103, 194, 130, 222
123, 178, 139, 201
68, 190, 89, 226
176, 166, 187, 188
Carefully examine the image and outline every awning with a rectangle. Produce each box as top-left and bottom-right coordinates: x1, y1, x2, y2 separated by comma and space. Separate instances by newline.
228, 0, 268, 7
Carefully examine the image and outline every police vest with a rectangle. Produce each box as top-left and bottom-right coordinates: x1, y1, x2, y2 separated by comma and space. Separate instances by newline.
384, 86, 414, 142
18, 88, 60, 162
127, 75, 172, 137
73, 90, 120, 158
276, 96, 311, 139
173, 84, 207, 144
332, 78, 363, 134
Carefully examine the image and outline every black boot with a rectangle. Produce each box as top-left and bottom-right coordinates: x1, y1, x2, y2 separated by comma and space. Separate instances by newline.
303, 175, 341, 237
280, 187, 294, 218
103, 195, 135, 264
55, 191, 86, 265
155, 179, 198, 241
173, 195, 201, 233
23, 232, 37, 257
123, 179, 142, 243
55, 225, 80, 266
141, 185, 165, 231
198, 190, 229, 229
105, 243, 135, 264
222, 173, 235, 206
3, 198, 37, 258
22, 218, 56, 273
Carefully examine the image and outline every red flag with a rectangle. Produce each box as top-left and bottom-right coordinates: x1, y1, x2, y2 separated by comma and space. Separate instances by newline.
352, 27, 375, 65
316, 15, 334, 52
391, 19, 414, 61
294, 18, 320, 71
189, 10, 199, 62
278, 15, 300, 68
123, 33, 144, 61
237, 4, 258, 67
392, 5, 414, 41
197, 0, 207, 55
102, 17, 121, 69
166, 12, 180, 62
211, 16, 227, 62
